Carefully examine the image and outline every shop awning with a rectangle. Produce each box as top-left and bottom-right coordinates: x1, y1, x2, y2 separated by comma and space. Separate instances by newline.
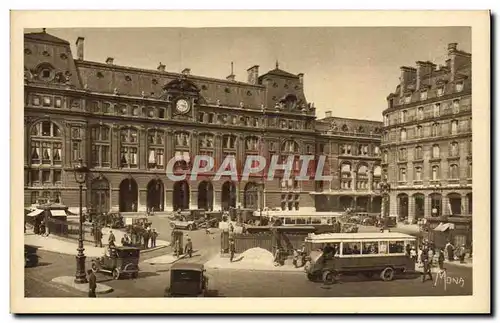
51, 210, 67, 217
27, 209, 43, 217
434, 223, 455, 232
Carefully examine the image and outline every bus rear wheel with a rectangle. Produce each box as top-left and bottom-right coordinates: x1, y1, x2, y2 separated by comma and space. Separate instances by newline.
380, 267, 394, 281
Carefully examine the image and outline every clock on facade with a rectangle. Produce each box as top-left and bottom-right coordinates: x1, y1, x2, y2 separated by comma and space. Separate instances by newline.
176, 99, 190, 113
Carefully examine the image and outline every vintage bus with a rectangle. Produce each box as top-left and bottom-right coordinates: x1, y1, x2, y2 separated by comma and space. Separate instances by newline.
268, 213, 342, 234
303, 231, 416, 283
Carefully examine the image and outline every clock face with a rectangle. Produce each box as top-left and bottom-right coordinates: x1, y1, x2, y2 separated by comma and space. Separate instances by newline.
176, 99, 190, 113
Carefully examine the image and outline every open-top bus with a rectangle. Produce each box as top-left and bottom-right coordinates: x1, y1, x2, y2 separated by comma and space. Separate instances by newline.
303, 231, 416, 283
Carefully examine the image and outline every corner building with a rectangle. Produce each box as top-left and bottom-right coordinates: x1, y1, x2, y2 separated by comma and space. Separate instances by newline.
24, 30, 322, 213
381, 43, 472, 227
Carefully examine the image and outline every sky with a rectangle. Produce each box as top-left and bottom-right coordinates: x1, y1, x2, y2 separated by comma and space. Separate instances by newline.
33, 27, 470, 121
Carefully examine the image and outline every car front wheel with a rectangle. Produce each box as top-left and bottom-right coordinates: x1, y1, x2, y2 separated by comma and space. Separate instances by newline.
112, 268, 121, 280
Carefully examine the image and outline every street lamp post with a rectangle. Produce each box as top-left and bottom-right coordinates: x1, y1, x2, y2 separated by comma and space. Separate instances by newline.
379, 179, 391, 218
73, 158, 89, 284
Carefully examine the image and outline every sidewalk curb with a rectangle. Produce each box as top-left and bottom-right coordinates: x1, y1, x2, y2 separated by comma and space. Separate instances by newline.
51, 276, 114, 295
204, 265, 304, 273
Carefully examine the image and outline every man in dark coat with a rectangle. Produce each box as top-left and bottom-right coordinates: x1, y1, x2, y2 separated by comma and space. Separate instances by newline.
185, 238, 193, 258
108, 230, 115, 246
421, 247, 433, 283
143, 229, 150, 249
87, 269, 97, 297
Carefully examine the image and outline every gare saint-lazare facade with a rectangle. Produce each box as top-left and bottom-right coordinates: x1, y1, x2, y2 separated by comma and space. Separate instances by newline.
23, 30, 384, 215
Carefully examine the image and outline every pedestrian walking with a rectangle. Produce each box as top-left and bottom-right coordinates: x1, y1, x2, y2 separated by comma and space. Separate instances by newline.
445, 241, 455, 262
437, 248, 445, 271
87, 269, 97, 298
405, 243, 411, 257
143, 229, 150, 249
185, 238, 193, 258
410, 246, 417, 261
427, 246, 434, 266
421, 247, 433, 283
108, 230, 115, 246
458, 244, 466, 263
174, 239, 180, 257
229, 239, 236, 263
417, 246, 423, 267
150, 229, 158, 248
121, 233, 131, 246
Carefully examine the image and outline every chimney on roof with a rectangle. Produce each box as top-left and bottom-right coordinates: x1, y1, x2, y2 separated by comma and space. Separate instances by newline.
399, 66, 416, 97
447, 43, 471, 83
182, 68, 191, 76
76, 37, 84, 60
298, 73, 304, 85
247, 65, 259, 85
325, 111, 332, 118
106, 57, 114, 65
415, 61, 435, 91
157, 62, 165, 72
226, 62, 236, 81
448, 43, 458, 53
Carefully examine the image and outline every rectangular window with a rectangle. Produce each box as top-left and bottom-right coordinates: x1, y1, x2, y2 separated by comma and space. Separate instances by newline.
54, 97, 62, 108
31, 191, 39, 204
41, 142, 51, 164
420, 90, 428, 101
342, 242, 362, 255
53, 170, 62, 183
451, 121, 458, 135
389, 241, 405, 254
417, 107, 424, 120
72, 142, 80, 161
399, 168, 407, 182
433, 104, 440, 117
31, 170, 39, 183
130, 147, 138, 167
101, 146, 110, 166
432, 166, 439, 180
415, 167, 422, 181
437, 87, 444, 97
31, 142, 40, 164
456, 82, 464, 92
42, 170, 51, 183
159, 108, 166, 119
362, 242, 379, 254
91, 145, 99, 166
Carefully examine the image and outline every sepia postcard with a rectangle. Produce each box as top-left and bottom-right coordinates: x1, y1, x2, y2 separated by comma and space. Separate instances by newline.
10, 10, 490, 314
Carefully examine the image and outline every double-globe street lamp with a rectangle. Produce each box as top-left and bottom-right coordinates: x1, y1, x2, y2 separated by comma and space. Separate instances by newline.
73, 158, 89, 284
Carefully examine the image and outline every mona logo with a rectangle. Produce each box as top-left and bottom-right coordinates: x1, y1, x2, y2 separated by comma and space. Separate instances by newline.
434, 270, 465, 291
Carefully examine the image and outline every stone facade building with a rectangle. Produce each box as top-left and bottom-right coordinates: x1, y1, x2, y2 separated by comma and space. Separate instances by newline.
313, 113, 383, 213
381, 43, 472, 227
23, 30, 384, 215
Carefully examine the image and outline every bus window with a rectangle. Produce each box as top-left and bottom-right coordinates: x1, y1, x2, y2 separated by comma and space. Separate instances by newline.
305, 217, 312, 225
320, 217, 329, 224
389, 241, 405, 253
343, 242, 362, 255
296, 217, 306, 225
379, 241, 388, 254
362, 242, 379, 254
311, 218, 321, 224
284, 217, 295, 225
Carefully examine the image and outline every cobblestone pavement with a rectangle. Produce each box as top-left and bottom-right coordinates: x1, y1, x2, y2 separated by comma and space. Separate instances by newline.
25, 249, 472, 298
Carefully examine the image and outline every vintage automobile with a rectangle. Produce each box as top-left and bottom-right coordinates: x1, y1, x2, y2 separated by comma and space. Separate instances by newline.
164, 262, 209, 297
169, 209, 206, 231
91, 246, 140, 279
25, 244, 39, 268
303, 232, 416, 283
341, 223, 359, 233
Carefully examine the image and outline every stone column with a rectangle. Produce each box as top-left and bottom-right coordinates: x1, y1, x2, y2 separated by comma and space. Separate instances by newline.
351, 171, 357, 191
424, 193, 430, 218
215, 132, 222, 171
165, 188, 173, 211
214, 189, 222, 211
138, 189, 147, 212
461, 193, 468, 216
442, 193, 450, 216
368, 170, 373, 193
408, 194, 415, 223
111, 188, 120, 212
138, 125, 146, 170
166, 129, 174, 166
111, 124, 119, 169
190, 188, 198, 210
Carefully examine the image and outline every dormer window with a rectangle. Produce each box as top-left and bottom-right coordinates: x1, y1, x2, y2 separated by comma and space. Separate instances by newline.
420, 90, 428, 100
433, 103, 440, 117
437, 86, 444, 97
404, 94, 411, 104
453, 99, 460, 114
455, 81, 464, 92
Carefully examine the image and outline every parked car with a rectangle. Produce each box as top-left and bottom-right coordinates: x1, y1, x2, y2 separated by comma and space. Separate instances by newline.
25, 245, 39, 268
164, 263, 209, 297
91, 246, 140, 279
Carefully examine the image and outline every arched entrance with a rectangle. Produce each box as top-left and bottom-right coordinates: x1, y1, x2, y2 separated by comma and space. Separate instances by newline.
430, 193, 442, 217
397, 193, 409, 221
221, 181, 237, 211
173, 181, 190, 211
198, 181, 214, 211
467, 193, 472, 214
447, 193, 462, 215
413, 193, 425, 220
372, 196, 382, 213
147, 179, 164, 212
244, 182, 259, 209
356, 196, 369, 212
91, 176, 110, 214
339, 196, 353, 211
119, 178, 138, 212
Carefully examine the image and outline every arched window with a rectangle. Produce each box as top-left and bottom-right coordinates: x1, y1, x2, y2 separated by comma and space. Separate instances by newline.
432, 144, 440, 159
120, 128, 138, 168
175, 131, 190, 147
91, 125, 110, 167
372, 165, 382, 190
30, 121, 62, 166
357, 165, 368, 189
147, 129, 165, 169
